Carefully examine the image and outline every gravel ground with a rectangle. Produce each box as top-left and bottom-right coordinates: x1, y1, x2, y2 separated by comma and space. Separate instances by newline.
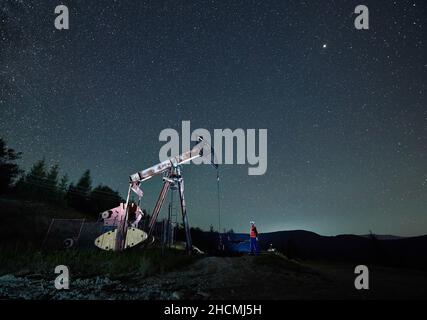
1, 255, 426, 300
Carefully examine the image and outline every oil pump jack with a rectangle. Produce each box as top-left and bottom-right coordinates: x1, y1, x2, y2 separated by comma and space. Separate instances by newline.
94, 137, 218, 254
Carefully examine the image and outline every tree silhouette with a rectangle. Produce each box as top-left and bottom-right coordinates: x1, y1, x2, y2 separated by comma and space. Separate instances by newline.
45, 164, 60, 201
46, 164, 59, 188
0, 138, 22, 194
21, 159, 47, 199
58, 174, 69, 193
67, 170, 92, 213
56, 174, 69, 204
26, 159, 47, 183
76, 169, 92, 194
89, 184, 123, 219
1, 145, 125, 218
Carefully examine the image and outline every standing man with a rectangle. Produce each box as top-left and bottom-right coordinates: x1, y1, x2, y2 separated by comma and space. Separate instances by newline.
249, 221, 259, 255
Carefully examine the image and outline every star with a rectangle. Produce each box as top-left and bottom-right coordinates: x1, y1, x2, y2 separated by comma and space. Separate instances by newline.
322, 43, 327, 49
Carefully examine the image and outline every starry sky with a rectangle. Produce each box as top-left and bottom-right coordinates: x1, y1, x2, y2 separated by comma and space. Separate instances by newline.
1, 0, 426, 236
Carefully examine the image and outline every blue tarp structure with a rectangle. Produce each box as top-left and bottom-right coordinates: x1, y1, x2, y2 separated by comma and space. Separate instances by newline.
223, 233, 252, 253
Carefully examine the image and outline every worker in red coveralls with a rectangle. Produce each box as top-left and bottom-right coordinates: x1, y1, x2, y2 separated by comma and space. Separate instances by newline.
249, 221, 259, 255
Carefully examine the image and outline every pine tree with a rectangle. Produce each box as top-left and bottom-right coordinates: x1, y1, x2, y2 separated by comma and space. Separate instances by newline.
46, 165, 59, 189
45, 164, 59, 201
25, 159, 47, 199
0, 138, 22, 194
67, 170, 92, 213
56, 174, 69, 205
58, 174, 69, 193
89, 184, 123, 219
76, 169, 92, 195
26, 159, 47, 185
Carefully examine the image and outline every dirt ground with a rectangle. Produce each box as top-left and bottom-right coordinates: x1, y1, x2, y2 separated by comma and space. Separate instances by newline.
1, 254, 426, 299
143, 255, 427, 300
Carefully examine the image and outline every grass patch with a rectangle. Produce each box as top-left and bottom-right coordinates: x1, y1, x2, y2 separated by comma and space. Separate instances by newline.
0, 246, 197, 278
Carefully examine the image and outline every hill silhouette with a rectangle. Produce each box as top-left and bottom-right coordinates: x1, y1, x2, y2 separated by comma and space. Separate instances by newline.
222, 230, 427, 269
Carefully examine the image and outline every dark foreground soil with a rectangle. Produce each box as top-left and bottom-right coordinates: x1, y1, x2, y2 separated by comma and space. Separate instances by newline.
1, 254, 426, 300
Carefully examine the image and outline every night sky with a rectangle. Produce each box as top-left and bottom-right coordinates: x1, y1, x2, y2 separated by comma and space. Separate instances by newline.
1, 0, 426, 236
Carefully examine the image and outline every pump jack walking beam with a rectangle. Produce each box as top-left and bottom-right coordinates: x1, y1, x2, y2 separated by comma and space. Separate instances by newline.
129, 139, 206, 184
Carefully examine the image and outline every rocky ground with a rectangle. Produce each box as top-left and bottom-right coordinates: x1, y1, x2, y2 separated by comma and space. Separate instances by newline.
1, 254, 427, 300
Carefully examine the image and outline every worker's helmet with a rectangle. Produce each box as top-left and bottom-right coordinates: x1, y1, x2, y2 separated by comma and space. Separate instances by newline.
250, 221, 255, 225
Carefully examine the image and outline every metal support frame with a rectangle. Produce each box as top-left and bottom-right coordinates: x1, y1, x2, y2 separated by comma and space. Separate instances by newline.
147, 178, 171, 240
115, 184, 132, 251
167, 183, 178, 248
145, 165, 193, 254
176, 167, 192, 254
